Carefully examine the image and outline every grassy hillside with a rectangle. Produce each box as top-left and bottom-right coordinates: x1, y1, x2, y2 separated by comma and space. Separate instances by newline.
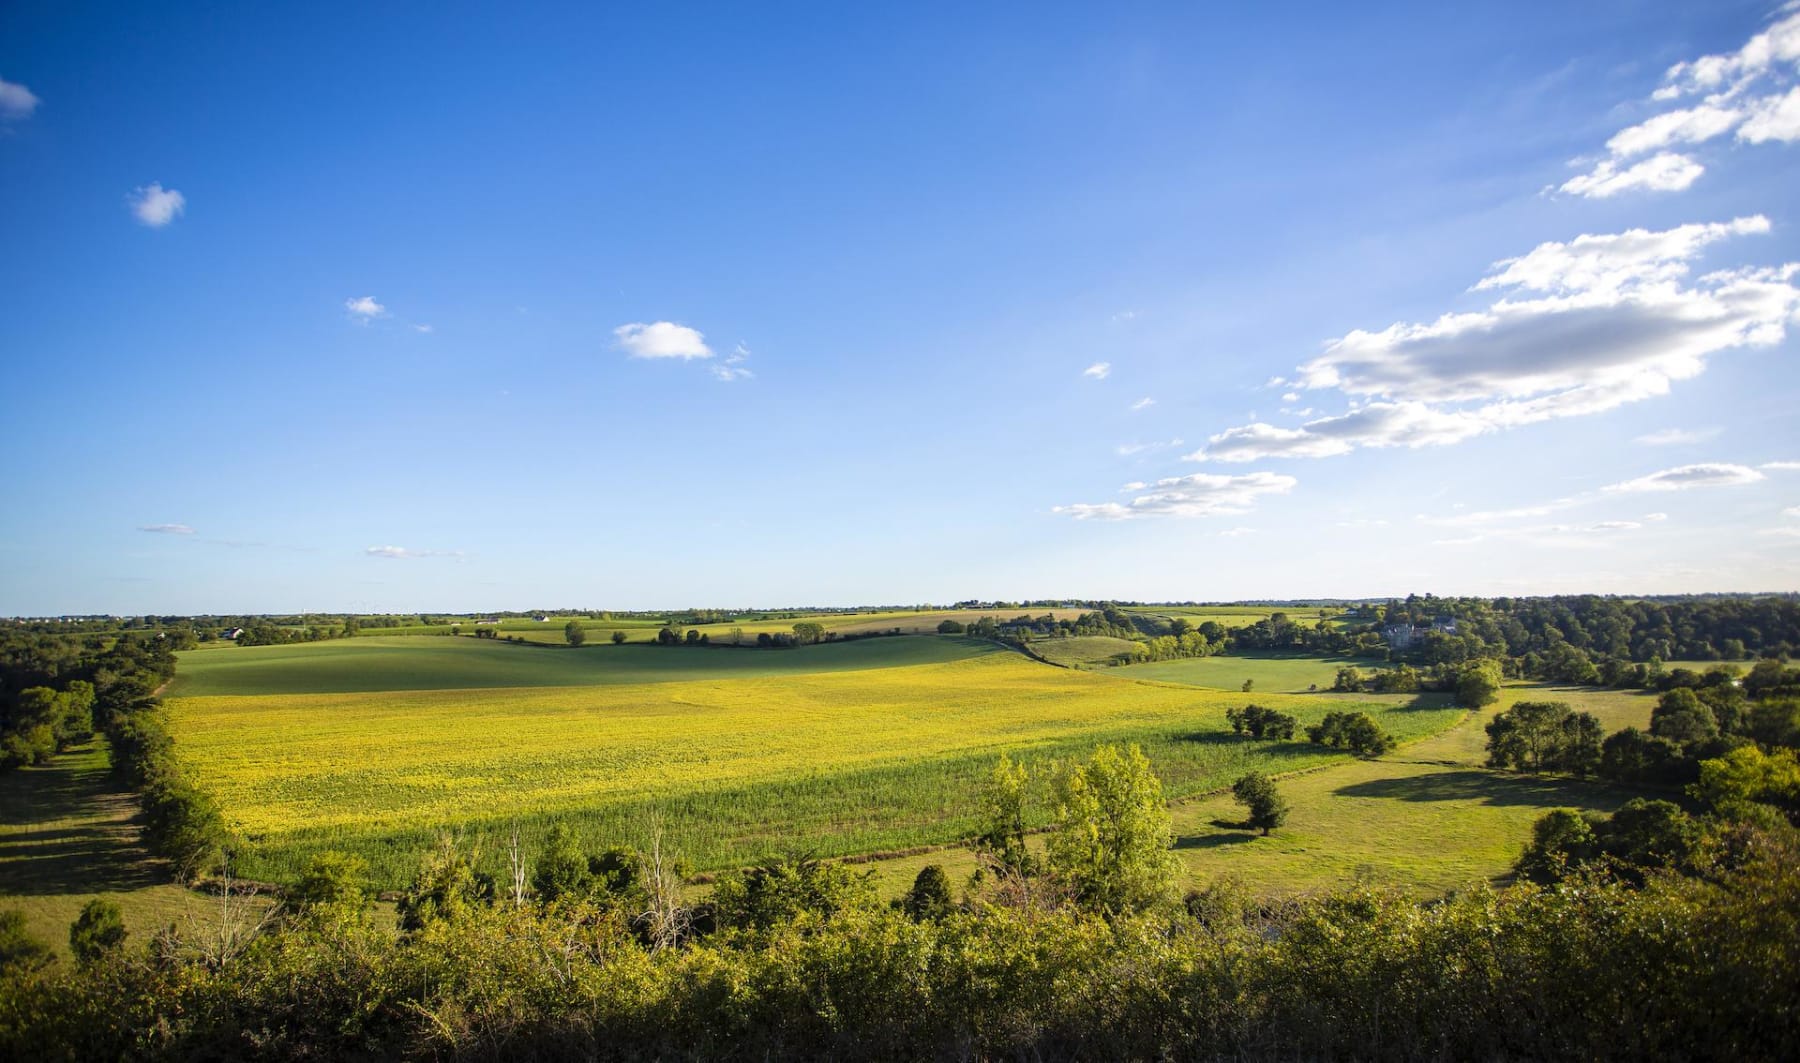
1123, 652, 1388, 692
1028, 636, 1143, 668
168, 634, 996, 697
166, 652, 1459, 887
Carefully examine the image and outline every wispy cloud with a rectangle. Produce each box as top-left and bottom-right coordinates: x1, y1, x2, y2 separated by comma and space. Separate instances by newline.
138, 523, 195, 535
1114, 438, 1184, 457
1083, 361, 1112, 380
1055, 470, 1296, 520
365, 545, 466, 560
1187, 218, 1798, 463
1603, 462, 1766, 492
0, 76, 39, 120
1560, 10, 1800, 198
345, 295, 386, 322
711, 342, 754, 382
1130, 396, 1155, 410
1635, 426, 1722, 446
1763, 461, 1800, 471
128, 183, 185, 227
615, 321, 712, 359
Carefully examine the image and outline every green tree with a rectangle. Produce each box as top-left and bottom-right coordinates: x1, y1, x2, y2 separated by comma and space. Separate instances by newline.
1456, 660, 1504, 708
564, 621, 586, 646
69, 899, 126, 964
936, 619, 965, 634
532, 823, 591, 904
1516, 808, 1601, 883
1241, 679, 1254, 693
903, 864, 954, 921
1651, 688, 1719, 750
1486, 701, 1573, 774
0, 909, 52, 975
398, 836, 494, 930
792, 621, 826, 645
1690, 746, 1800, 823
291, 851, 370, 914
610, 630, 628, 645
1231, 772, 1288, 835
1045, 744, 1179, 913
978, 754, 1033, 874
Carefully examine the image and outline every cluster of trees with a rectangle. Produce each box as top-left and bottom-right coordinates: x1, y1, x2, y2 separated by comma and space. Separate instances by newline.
1306, 711, 1395, 756
1485, 702, 1605, 776
0, 631, 174, 773
233, 622, 352, 646
1331, 663, 1422, 693
1225, 704, 1297, 740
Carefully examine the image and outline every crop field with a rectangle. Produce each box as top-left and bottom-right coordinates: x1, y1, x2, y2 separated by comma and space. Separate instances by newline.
1028, 636, 1144, 668
164, 644, 1460, 888
1122, 652, 1390, 693
166, 634, 992, 697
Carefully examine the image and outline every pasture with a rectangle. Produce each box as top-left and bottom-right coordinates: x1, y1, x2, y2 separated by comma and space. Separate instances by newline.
1123, 652, 1387, 693
166, 634, 991, 697
1028, 635, 1143, 668
163, 643, 1461, 888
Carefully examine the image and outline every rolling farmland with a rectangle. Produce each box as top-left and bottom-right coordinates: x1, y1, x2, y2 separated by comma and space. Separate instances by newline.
164, 638, 1462, 887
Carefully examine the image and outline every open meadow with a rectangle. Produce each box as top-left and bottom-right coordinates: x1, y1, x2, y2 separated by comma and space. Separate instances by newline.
163, 637, 1462, 888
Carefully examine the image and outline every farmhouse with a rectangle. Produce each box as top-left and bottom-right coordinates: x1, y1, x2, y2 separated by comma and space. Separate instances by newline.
1382, 616, 1458, 649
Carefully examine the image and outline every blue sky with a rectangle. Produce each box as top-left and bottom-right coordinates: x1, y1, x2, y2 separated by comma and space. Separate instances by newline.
2, 1, 1798, 614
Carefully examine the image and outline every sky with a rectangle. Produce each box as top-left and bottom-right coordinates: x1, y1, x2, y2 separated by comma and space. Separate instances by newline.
2, 1, 1798, 615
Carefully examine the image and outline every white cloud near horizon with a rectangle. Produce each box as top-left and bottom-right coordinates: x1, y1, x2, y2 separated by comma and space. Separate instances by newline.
365, 545, 465, 559
1603, 462, 1767, 492
1083, 361, 1111, 380
1635, 426, 1723, 446
0, 76, 39, 120
138, 523, 195, 535
128, 183, 185, 227
1562, 11, 1800, 198
1188, 217, 1800, 463
615, 321, 712, 359
1055, 470, 1296, 520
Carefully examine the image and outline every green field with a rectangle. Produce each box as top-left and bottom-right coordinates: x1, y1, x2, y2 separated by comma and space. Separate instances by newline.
1028, 635, 1144, 668
164, 639, 1461, 888
1123, 652, 1387, 692
167, 634, 993, 697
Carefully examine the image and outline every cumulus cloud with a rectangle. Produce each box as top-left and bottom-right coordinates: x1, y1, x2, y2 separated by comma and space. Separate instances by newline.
1055, 471, 1296, 520
0, 76, 39, 120
138, 523, 195, 535
1561, 11, 1800, 197
1635, 426, 1723, 446
345, 295, 386, 321
128, 183, 185, 227
1602, 462, 1767, 492
1083, 361, 1111, 380
1188, 218, 1800, 463
615, 321, 712, 359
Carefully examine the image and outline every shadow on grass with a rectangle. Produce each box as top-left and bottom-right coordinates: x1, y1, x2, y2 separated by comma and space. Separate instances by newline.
0, 742, 167, 896
1335, 769, 1629, 809
1175, 831, 1259, 851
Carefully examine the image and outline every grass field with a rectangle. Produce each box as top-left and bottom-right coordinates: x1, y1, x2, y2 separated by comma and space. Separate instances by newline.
0, 742, 270, 956
164, 643, 1461, 888
1028, 636, 1143, 668
1122, 652, 1388, 693
860, 681, 1655, 898
167, 634, 994, 697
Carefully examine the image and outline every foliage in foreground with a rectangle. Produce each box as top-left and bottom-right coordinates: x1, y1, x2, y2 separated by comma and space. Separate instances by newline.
1, 822, 1795, 1061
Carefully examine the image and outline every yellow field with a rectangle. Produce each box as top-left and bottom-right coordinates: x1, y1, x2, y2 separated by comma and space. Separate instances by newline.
166, 651, 1460, 885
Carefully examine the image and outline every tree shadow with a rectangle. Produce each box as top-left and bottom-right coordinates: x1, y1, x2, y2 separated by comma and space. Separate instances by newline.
1175, 832, 1258, 850
1334, 770, 1627, 809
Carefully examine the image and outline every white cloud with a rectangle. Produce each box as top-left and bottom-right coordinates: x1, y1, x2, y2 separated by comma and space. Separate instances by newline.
1585, 520, 1644, 532
1280, 391, 1300, 402
1335, 518, 1391, 528
1635, 426, 1723, 446
1644, 512, 1670, 521
365, 545, 465, 559
1759, 526, 1800, 538
1115, 438, 1184, 456
0, 76, 39, 120
615, 321, 712, 360
1187, 218, 1800, 463
710, 341, 753, 381
345, 295, 386, 321
1112, 310, 1138, 322
1764, 461, 1800, 470
138, 523, 195, 535
1562, 12, 1800, 196
1218, 527, 1256, 538
1560, 152, 1704, 198
1055, 471, 1296, 520
1783, 506, 1800, 518
1130, 397, 1155, 410
128, 183, 185, 227
1083, 361, 1111, 380
413, 323, 434, 334
1603, 462, 1767, 493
